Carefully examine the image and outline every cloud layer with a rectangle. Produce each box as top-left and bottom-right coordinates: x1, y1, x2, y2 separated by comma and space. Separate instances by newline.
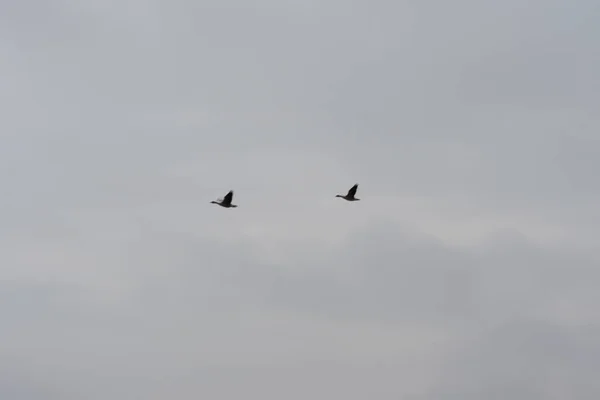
1, 0, 599, 398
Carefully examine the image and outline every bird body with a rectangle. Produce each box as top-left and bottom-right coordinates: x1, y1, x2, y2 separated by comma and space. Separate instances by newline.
336, 184, 360, 201
211, 190, 237, 208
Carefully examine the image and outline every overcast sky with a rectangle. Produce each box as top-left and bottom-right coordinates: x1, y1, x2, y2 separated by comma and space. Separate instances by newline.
1, 0, 599, 398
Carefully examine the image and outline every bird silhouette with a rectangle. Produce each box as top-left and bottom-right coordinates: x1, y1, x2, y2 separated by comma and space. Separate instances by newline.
336, 184, 360, 201
211, 190, 238, 208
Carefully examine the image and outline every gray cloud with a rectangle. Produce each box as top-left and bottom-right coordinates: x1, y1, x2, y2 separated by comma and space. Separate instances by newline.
2, 219, 599, 398
1, 0, 599, 398
422, 320, 600, 400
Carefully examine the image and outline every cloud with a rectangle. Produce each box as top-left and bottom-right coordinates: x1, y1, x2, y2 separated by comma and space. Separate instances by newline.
1, 0, 599, 398
422, 320, 600, 400
2, 216, 599, 399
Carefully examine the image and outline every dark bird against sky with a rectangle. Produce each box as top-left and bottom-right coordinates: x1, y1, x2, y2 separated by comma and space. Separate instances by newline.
211, 190, 237, 208
336, 184, 360, 201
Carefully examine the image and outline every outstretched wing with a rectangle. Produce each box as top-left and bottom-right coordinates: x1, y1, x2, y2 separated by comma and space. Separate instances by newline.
347, 184, 358, 197
222, 190, 234, 205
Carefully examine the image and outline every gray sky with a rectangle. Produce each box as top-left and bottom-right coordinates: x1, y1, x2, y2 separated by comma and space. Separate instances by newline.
1, 0, 599, 398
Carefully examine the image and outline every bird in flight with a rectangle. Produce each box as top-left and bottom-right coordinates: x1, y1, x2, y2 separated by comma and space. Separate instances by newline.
336, 184, 360, 201
211, 190, 238, 208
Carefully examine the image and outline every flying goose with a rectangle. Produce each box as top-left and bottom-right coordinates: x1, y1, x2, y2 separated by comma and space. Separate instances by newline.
211, 190, 238, 208
336, 184, 360, 201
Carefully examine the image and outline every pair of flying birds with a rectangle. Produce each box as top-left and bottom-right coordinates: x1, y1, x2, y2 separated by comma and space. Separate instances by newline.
210, 184, 360, 208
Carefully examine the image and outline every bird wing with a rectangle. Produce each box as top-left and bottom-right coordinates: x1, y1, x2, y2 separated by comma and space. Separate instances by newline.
222, 190, 234, 204
347, 184, 358, 197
